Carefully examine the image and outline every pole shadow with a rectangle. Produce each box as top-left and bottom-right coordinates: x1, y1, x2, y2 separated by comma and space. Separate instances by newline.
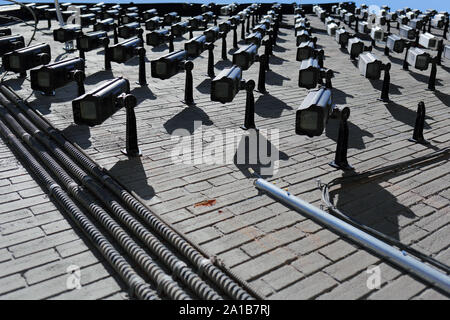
255, 94, 293, 118
163, 105, 213, 135
62, 124, 92, 149
326, 119, 373, 150
331, 171, 417, 241
233, 129, 289, 178
385, 101, 433, 128
108, 157, 155, 200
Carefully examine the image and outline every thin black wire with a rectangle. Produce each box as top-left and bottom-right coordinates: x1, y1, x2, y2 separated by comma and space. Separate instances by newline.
319, 147, 450, 274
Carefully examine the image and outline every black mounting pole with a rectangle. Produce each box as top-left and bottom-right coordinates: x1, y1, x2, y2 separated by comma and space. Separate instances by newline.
408, 101, 429, 145
189, 26, 194, 39
354, 17, 359, 32
436, 40, 443, 66
263, 40, 271, 70
241, 80, 256, 130
379, 63, 391, 102
443, 18, 449, 40
428, 57, 437, 91
72, 70, 85, 97
427, 18, 432, 33
184, 61, 194, 105
79, 48, 85, 60
387, 20, 391, 33
241, 19, 245, 40
329, 107, 353, 171
257, 54, 267, 94
47, 17, 51, 29
384, 42, 390, 56
402, 43, 410, 71
136, 47, 147, 86
324, 70, 333, 89
207, 43, 215, 78
121, 94, 142, 157
103, 37, 111, 70
252, 14, 255, 28
232, 25, 238, 49
113, 24, 119, 44
246, 16, 250, 33
221, 32, 227, 60
214, 15, 218, 26
318, 50, 324, 68
168, 34, 174, 52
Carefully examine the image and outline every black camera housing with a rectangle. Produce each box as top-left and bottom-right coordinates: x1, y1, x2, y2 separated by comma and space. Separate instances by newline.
232, 44, 258, 70
143, 9, 158, 21
2, 43, 51, 74
146, 28, 170, 47
93, 18, 115, 32
211, 65, 243, 104
185, 35, 207, 58
204, 26, 220, 43
77, 31, 108, 51
245, 32, 263, 48
151, 50, 187, 80
164, 12, 180, 26
72, 77, 131, 126
53, 24, 82, 43
0, 34, 25, 57
108, 37, 143, 63
171, 21, 189, 38
30, 57, 85, 94
118, 22, 141, 39
145, 16, 161, 31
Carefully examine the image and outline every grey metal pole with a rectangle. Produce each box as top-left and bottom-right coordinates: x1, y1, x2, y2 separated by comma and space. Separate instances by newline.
254, 177, 450, 295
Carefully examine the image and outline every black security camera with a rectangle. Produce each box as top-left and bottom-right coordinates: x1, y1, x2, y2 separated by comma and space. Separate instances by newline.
2, 43, 51, 77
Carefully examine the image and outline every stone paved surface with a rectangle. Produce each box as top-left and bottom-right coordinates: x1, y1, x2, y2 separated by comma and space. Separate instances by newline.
0, 10, 449, 300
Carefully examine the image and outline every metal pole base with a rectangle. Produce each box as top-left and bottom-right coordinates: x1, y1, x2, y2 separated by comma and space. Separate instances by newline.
329, 161, 354, 171
408, 138, 430, 145
121, 148, 142, 157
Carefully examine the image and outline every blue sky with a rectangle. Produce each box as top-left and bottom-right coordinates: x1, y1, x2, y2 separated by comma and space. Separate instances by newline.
0, 1, 448, 13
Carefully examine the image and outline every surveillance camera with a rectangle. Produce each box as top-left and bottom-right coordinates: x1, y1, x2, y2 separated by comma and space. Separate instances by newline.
370, 26, 385, 42
185, 35, 207, 58
53, 24, 82, 43
143, 9, 158, 21
189, 15, 206, 31
358, 52, 383, 80
232, 44, 258, 70
122, 12, 140, 25
93, 18, 115, 32
151, 49, 187, 80
0, 34, 25, 57
219, 20, 232, 33
108, 37, 143, 63
204, 26, 220, 43
72, 77, 132, 126
386, 34, 406, 53
406, 47, 431, 70
399, 25, 416, 40
419, 32, 438, 50
145, 16, 161, 31
30, 57, 85, 94
146, 28, 170, 47
171, 21, 189, 38
0, 28, 11, 37
163, 12, 180, 26
296, 40, 319, 61
253, 24, 267, 37
77, 31, 108, 51
245, 32, 263, 47
296, 87, 333, 137
118, 22, 141, 39
2, 43, 51, 75
211, 65, 242, 104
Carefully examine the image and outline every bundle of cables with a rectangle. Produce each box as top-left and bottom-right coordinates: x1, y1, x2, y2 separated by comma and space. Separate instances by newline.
319, 146, 450, 274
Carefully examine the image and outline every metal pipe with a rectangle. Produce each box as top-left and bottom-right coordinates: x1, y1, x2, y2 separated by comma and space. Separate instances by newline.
0, 94, 220, 300
254, 177, 450, 294
0, 117, 158, 300
0, 84, 251, 300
